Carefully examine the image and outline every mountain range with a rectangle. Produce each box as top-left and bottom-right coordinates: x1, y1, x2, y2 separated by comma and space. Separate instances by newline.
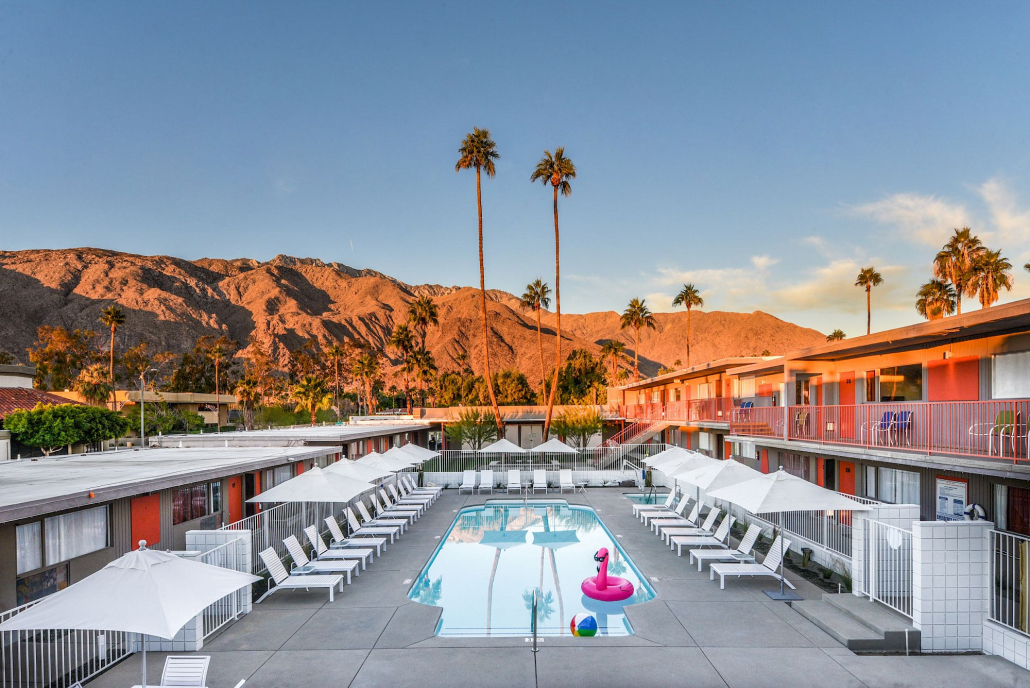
0, 248, 826, 382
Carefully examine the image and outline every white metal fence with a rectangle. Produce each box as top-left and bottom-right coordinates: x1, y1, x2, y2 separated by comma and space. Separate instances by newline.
865, 519, 914, 618
989, 529, 1030, 636
422, 444, 668, 482
198, 538, 246, 640
220, 500, 349, 575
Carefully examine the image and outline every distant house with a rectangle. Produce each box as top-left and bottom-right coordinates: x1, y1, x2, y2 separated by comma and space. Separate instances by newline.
0, 365, 85, 460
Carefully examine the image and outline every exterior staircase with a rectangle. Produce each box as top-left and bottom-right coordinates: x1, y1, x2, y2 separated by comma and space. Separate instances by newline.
792, 593, 920, 653
596, 417, 669, 470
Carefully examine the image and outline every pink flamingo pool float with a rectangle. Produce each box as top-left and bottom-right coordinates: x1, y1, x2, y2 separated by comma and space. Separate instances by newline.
581, 547, 634, 602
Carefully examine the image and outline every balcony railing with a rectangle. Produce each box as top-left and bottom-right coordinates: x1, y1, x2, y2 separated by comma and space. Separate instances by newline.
621, 398, 733, 424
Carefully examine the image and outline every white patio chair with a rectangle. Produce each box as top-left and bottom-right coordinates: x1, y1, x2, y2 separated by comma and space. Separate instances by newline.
478, 469, 494, 494
459, 470, 476, 494
506, 470, 521, 494
283, 535, 358, 583
403, 474, 441, 499
382, 487, 425, 514
324, 515, 386, 554
532, 470, 548, 493
690, 523, 761, 571
256, 548, 343, 603
345, 508, 399, 543
710, 536, 795, 590
559, 469, 575, 493
391, 482, 431, 508
639, 495, 686, 524
159, 655, 210, 687
373, 491, 419, 522
631, 490, 675, 517
304, 525, 374, 568
671, 516, 735, 556
355, 501, 407, 533
652, 503, 715, 535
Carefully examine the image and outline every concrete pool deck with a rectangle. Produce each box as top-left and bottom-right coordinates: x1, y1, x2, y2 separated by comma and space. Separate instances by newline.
88, 489, 1030, 688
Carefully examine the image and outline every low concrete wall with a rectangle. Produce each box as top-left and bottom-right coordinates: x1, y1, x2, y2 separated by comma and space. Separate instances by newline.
983, 620, 1030, 670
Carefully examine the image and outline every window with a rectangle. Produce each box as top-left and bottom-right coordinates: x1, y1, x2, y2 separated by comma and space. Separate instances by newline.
878, 364, 922, 402
877, 467, 920, 505
210, 481, 222, 514
44, 506, 109, 566
1007, 486, 1030, 537
172, 484, 211, 525
865, 371, 876, 402
674, 388, 682, 402
738, 377, 756, 399
780, 454, 811, 481
16, 522, 42, 574
697, 383, 712, 399
992, 351, 1030, 399
270, 465, 293, 488
730, 440, 755, 459
865, 466, 876, 499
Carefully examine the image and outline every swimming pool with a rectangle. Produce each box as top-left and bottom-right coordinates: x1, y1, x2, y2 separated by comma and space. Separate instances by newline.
624, 492, 672, 505
409, 500, 656, 637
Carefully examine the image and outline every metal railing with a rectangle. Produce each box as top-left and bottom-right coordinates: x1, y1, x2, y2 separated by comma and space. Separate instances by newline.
866, 520, 914, 619
746, 492, 877, 560
198, 538, 246, 640
989, 529, 1030, 636
729, 406, 784, 438
622, 398, 735, 424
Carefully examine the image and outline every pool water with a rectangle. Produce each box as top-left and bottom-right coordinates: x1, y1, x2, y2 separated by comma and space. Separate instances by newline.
624, 492, 672, 505
409, 500, 656, 637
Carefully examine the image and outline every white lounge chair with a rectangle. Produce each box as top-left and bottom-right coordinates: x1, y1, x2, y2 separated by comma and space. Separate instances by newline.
303, 525, 373, 568
283, 535, 358, 583
355, 502, 407, 533
257, 548, 343, 603
690, 523, 761, 571
640, 497, 688, 524
403, 474, 440, 499
651, 503, 708, 534
659, 508, 721, 543
374, 492, 419, 522
559, 469, 575, 493
324, 515, 386, 555
390, 482, 431, 508
382, 488, 426, 514
345, 508, 399, 543
670, 516, 735, 556
533, 470, 547, 493
478, 469, 494, 494
458, 470, 476, 494
631, 490, 676, 517
159, 655, 210, 687
710, 536, 795, 590
506, 470, 521, 494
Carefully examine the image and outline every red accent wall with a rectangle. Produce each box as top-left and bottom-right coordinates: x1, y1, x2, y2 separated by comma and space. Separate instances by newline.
816, 458, 826, 488
130, 493, 161, 549
227, 476, 242, 524
760, 449, 769, 474
757, 383, 773, 397
927, 356, 980, 402
839, 372, 856, 405
838, 462, 856, 495
296, 462, 306, 475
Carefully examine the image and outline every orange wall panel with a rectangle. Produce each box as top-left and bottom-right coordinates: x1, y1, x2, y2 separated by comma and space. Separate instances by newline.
927, 356, 979, 402
130, 493, 161, 549
227, 475, 243, 524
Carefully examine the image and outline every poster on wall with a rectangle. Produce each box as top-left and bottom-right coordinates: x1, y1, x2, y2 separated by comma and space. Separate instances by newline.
936, 478, 967, 521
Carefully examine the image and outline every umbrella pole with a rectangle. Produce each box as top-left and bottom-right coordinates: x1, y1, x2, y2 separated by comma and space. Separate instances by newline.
763, 511, 801, 601
141, 633, 147, 687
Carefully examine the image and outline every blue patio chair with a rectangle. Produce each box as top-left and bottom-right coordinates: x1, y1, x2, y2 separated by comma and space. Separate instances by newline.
732, 400, 754, 422
893, 410, 913, 446
861, 411, 895, 446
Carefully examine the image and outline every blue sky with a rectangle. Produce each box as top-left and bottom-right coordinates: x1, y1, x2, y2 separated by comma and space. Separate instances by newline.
2, 2, 1030, 335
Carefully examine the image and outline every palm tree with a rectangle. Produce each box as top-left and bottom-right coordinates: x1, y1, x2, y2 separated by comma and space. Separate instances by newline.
933, 228, 984, 315
454, 350, 471, 405
620, 298, 657, 381
234, 377, 260, 430
351, 352, 382, 414
531, 147, 576, 439
968, 249, 1013, 308
600, 340, 626, 386
826, 329, 846, 342
519, 279, 552, 396
671, 284, 703, 367
75, 364, 112, 406
455, 127, 503, 433
388, 325, 416, 413
207, 344, 226, 427
324, 342, 346, 418
407, 295, 440, 350
98, 305, 125, 409
410, 347, 437, 408
291, 375, 332, 426
854, 267, 883, 335
915, 279, 957, 320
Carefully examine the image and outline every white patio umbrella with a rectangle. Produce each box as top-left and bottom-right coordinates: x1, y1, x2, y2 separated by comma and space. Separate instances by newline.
357, 453, 414, 472
323, 458, 394, 482
670, 459, 764, 493
246, 466, 374, 504
384, 445, 424, 464
707, 469, 872, 600
642, 446, 693, 466
0, 544, 259, 688
480, 438, 527, 453
399, 443, 441, 460
529, 438, 577, 454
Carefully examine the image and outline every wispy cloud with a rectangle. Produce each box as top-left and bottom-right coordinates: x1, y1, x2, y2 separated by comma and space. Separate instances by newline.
849, 193, 971, 245
977, 177, 1030, 246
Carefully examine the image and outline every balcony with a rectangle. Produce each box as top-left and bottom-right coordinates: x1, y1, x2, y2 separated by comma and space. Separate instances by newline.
730, 400, 1030, 463
621, 398, 734, 424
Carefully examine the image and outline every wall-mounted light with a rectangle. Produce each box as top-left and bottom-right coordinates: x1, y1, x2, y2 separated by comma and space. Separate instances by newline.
943, 351, 952, 360
825, 422, 835, 432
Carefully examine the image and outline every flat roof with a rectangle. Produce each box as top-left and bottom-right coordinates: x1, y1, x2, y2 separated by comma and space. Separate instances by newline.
616, 357, 768, 391
0, 446, 333, 524
151, 422, 429, 447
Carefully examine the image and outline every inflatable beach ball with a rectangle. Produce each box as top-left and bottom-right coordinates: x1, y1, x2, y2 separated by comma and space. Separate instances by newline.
570, 613, 597, 637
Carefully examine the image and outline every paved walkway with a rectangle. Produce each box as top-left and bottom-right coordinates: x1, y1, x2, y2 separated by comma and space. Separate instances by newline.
89, 489, 1030, 688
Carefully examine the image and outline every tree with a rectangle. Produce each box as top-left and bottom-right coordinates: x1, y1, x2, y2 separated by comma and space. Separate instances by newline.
124, 401, 179, 437
290, 375, 332, 426
234, 377, 260, 430
826, 329, 846, 342
444, 408, 499, 450
455, 127, 503, 433
29, 326, 98, 391
553, 349, 608, 405
620, 298, 657, 380
0, 351, 13, 365
98, 305, 126, 409
854, 267, 883, 335
531, 147, 576, 440
551, 405, 604, 449
491, 368, 535, 405
167, 335, 238, 393
600, 340, 626, 386
407, 296, 440, 350
453, 351, 471, 404
915, 279, 957, 320
519, 279, 552, 397
352, 352, 382, 414
933, 228, 984, 315
5, 404, 127, 456
75, 364, 112, 406
671, 284, 704, 367
207, 343, 227, 426
968, 249, 1013, 308
388, 325, 416, 413
324, 342, 347, 417
410, 347, 437, 407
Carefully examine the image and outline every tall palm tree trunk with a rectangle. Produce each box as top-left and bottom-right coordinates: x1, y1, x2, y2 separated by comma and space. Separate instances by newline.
108, 325, 116, 410
404, 372, 412, 414
334, 360, 340, 416
956, 287, 962, 316
536, 307, 545, 401
634, 327, 640, 380
214, 359, 220, 427
476, 167, 503, 432
866, 287, 871, 335
686, 307, 692, 368
543, 185, 561, 439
